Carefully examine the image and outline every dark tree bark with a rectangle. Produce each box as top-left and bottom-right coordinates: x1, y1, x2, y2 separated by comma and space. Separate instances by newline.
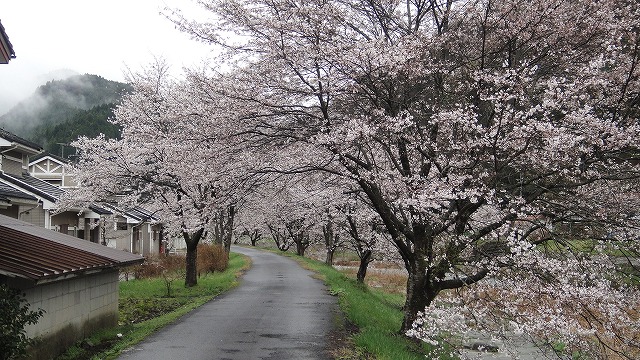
286, 219, 310, 257
400, 243, 436, 332
325, 249, 334, 266
322, 218, 340, 266
268, 224, 290, 251
249, 229, 262, 246
345, 211, 375, 284
183, 227, 205, 287
223, 205, 235, 254
293, 233, 309, 256
213, 205, 235, 255
358, 180, 443, 333
356, 249, 372, 283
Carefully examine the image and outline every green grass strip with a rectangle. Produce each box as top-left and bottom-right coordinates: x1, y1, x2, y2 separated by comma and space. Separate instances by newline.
278, 251, 441, 360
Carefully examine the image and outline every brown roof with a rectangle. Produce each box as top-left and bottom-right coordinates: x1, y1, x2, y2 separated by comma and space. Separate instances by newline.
0, 215, 143, 282
0, 19, 15, 64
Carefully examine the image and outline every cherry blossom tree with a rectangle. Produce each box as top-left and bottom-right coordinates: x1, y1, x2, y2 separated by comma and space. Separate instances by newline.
320, 210, 346, 266
256, 177, 322, 256
62, 61, 250, 287
168, 0, 640, 356
233, 201, 265, 247
337, 195, 389, 283
210, 205, 236, 254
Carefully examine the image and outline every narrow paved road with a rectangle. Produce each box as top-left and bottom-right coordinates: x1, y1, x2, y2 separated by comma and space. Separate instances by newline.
118, 246, 338, 360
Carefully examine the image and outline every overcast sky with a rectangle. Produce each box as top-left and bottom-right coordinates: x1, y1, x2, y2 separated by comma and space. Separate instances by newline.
0, 0, 213, 113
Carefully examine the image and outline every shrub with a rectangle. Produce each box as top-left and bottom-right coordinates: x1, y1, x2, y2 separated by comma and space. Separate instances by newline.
133, 255, 185, 280
159, 254, 185, 272
132, 260, 161, 279
197, 243, 228, 275
0, 284, 44, 360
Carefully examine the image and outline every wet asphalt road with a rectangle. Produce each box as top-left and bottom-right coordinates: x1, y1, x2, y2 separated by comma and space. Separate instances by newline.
117, 246, 338, 360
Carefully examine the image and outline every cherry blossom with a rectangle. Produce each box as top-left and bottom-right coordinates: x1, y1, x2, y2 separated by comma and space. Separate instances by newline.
77, 0, 640, 356
63, 61, 253, 286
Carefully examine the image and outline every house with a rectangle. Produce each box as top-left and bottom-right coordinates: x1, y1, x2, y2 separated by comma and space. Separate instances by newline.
0, 129, 46, 220
102, 204, 164, 256
0, 131, 164, 256
0, 181, 39, 218
2, 159, 164, 256
26, 151, 165, 256
0, 134, 106, 238
26, 153, 164, 255
0, 214, 143, 359
0, 171, 111, 241
0, 126, 165, 256
0, 19, 15, 64
29, 152, 78, 188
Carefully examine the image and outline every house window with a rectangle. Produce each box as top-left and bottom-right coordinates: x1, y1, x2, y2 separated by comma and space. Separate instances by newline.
117, 222, 128, 230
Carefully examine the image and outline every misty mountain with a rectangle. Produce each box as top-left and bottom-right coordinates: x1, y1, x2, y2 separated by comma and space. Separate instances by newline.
0, 69, 81, 114
0, 74, 131, 155
34, 103, 122, 157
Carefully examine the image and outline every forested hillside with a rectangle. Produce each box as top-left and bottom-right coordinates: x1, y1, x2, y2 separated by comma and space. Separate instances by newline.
0, 74, 130, 155
33, 103, 122, 157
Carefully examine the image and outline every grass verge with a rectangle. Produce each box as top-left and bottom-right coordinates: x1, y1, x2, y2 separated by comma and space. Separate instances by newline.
55, 252, 250, 360
276, 251, 446, 360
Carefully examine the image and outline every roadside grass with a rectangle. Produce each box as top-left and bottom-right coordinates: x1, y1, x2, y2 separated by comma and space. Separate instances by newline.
276, 251, 452, 360
55, 252, 250, 360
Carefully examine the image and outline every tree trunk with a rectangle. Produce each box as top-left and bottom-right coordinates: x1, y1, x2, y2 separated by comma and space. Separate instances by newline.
323, 218, 337, 266
268, 225, 290, 251
360, 180, 434, 332
325, 248, 334, 266
400, 258, 437, 333
223, 205, 235, 254
185, 246, 198, 287
183, 228, 205, 287
295, 235, 307, 256
250, 230, 261, 246
213, 218, 223, 246
356, 250, 372, 283
286, 220, 309, 257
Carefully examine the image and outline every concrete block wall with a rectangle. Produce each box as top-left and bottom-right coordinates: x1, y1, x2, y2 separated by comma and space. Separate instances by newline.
22, 270, 119, 359
18, 206, 46, 228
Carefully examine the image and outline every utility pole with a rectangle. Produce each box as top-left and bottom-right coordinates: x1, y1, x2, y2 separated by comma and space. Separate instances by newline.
57, 143, 69, 159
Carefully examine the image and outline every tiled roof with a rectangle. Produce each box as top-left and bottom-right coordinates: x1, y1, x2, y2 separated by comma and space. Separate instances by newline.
88, 205, 112, 215
0, 173, 112, 215
102, 203, 159, 223
126, 206, 159, 222
0, 181, 37, 201
0, 215, 143, 282
0, 173, 64, 202
0, 128, 43, 152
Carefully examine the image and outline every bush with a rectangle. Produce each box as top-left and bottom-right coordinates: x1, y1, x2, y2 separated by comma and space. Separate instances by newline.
197, 243, 228, 275
0, 284, 44, 360
133, 255, 185, 280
